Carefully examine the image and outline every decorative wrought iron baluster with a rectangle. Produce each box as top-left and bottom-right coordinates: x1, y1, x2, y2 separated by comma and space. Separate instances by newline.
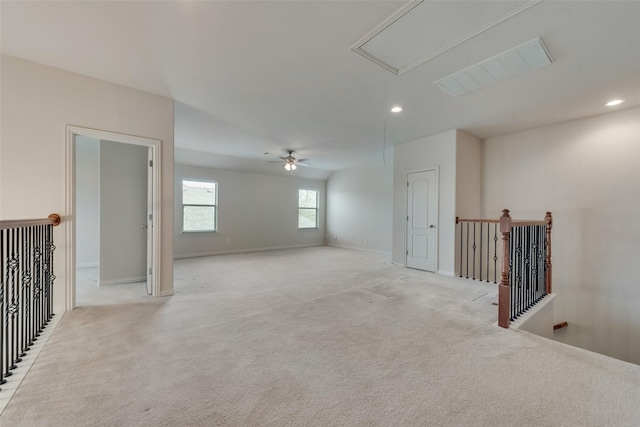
486, 223, 490, 283
0, 230, 5, 387
18, 227, 33, 357
464, 222, 468, 278
472, 223, 476, 280
509, 226, 515, 320
46, 224, 55, 324
7, 228, 18, 370
479, 223, 483, 282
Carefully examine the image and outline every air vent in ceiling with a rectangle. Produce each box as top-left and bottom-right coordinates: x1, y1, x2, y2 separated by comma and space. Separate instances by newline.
351, 0, 542, 75
435, 37, 553, 97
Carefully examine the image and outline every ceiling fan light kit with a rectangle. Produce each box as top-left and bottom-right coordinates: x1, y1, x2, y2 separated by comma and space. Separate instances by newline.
275, 150, 307, 173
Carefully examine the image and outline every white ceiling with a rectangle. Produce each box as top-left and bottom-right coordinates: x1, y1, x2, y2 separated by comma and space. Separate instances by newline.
2, 1, 640, 176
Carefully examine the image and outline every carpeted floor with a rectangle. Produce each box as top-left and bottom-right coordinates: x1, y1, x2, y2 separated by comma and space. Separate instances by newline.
1, 247, 639, 426
76, 267, 150, 307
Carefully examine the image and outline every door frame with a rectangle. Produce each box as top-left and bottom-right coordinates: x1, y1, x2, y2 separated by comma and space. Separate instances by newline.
405, 167, 439, 271
65, 125, 162, 310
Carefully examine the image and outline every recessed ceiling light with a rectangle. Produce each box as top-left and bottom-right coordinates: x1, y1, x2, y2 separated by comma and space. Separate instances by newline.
390, 106, 403, 113
605, 99, 625, 107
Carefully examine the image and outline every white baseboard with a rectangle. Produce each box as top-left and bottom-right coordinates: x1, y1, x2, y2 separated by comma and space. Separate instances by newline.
77, 262, 98, 269
99, 276, 146, 286
437, 269, 455, 277
326, 243, 392, 257
174, 243, 325, 259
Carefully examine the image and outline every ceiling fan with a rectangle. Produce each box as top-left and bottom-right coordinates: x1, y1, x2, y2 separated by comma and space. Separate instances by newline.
274, 150, 308, 171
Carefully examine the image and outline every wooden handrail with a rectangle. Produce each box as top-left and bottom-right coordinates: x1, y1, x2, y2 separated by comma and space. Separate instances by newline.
511, 220, 548, 226
456, 216, 500, 224
0, 213, 61, 230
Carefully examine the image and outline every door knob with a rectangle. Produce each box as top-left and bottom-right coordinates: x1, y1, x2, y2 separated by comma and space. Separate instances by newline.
429, 225, 435, 228
141, 225, 148, 229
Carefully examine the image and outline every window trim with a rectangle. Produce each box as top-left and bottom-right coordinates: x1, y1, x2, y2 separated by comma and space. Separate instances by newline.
298, 189, 319, 230
182, 179, 218, 233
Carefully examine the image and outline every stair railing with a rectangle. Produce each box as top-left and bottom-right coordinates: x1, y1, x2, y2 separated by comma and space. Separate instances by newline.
498, 209, 552, 328
0, 213, 60, 390
457, 210, 552, 328
455, 216, 501, 283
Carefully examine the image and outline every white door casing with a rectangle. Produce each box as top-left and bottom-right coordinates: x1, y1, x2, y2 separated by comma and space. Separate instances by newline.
65, 125, 161, 310
406, 169, 438, 272
146, 148, 153, 295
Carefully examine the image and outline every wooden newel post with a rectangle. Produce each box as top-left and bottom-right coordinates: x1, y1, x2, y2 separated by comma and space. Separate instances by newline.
498, 209, 511, 328
545, 211, 552, 294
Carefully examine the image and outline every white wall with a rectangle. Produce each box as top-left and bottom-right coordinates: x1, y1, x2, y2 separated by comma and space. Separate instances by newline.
326, 162, 393, 254
0, 55, 175, 310
174, 164, 326, 257
393, 130, 457, 275
99, 141, 148, 285
483, 106, 640, 364
454, 131, 483, 278
75, 136, 100, 268
455, 130, 482, 219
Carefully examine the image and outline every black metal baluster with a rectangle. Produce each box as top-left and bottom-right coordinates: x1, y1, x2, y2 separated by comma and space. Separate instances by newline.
46, 223, 55, 324
14, 227, 22, 367
527, 226, 533, 311
544, 226, 549, 297
472, 223, 476, 280
515, 226, 520, 317
520, 227, 525, 317
486, 223, 490, 283
522, 226, 528, 313
479, 223, 483, 282
531, 226, 536, 304
515, 227, 520, 319
37, 225, 44, 336
19, 226, 28, 358
466, 222, 469, 279
509, 227, 515, 320
0, 230, 5, 387
531, 226, 537, 306
2, 228, 9, 379
7, 228, 17, 371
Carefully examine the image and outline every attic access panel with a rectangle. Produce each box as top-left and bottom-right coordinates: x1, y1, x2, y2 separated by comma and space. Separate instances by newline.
351, 0, 541, 75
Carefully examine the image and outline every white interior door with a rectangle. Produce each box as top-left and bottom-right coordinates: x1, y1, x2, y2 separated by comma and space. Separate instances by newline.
406, 170, 438, 272
146, 148, 153, 295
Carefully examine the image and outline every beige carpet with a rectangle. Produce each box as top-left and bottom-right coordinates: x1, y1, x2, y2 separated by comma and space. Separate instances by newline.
76, 267, 151, 307
1, 247, 639, 426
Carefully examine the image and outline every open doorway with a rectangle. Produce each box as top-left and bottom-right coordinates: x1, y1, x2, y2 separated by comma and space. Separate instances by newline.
66, 126, 161, 310
74, 135, 150, 306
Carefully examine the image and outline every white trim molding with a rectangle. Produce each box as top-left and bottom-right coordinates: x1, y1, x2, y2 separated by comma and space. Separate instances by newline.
99, 277, 147, 287
65, 125, 163, 311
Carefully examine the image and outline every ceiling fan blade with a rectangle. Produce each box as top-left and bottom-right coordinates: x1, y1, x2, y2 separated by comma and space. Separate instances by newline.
296, 162, 309, 167
296, 158, 308, 163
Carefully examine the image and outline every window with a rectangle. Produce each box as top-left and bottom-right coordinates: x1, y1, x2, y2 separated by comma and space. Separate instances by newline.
298, 189, 318, 229
182, 180, 217, 232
